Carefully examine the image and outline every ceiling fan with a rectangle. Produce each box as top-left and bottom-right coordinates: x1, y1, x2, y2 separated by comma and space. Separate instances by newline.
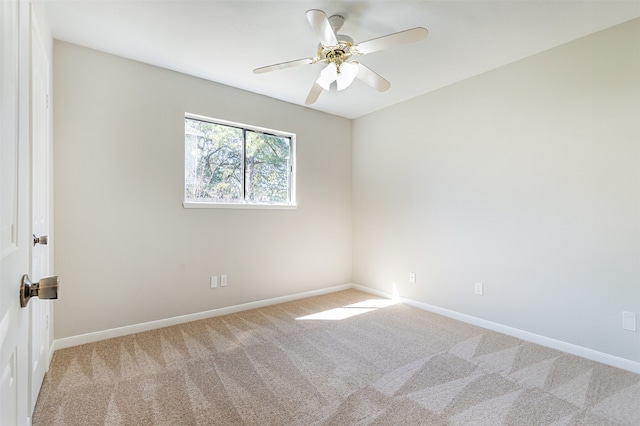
253, 9, 429, 105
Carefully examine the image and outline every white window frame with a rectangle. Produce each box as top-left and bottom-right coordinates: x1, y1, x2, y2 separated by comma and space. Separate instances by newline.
183, 113, 297, 210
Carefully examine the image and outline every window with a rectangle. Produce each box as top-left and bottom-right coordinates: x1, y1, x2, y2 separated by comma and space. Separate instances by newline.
184, 114, 295, 208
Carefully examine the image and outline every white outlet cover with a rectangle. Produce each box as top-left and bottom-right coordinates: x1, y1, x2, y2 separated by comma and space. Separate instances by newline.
210, 276, 218, 288
474, 282, 483, 295
409, 272, 416, 284
221, 275, 228, 287
622, 311, 637, 332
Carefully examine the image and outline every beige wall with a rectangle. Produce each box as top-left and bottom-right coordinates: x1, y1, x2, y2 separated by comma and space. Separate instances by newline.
352, 19, 640, 362
54, 18, 640, 364
53, 41, 352, 338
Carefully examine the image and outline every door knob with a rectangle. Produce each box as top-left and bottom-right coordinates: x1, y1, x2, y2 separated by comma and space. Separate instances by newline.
33, 234, 48, 246
20, 274, 59, 308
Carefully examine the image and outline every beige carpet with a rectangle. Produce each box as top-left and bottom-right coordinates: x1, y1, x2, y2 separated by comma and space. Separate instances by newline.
33, 289, 640, 425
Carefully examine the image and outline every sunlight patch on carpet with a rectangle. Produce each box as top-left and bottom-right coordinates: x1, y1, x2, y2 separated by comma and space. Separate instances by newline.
296, 298, 398, 321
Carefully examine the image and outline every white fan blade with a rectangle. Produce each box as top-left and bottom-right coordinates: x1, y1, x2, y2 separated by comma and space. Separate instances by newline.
316, 63, 338, 90
356, 63, 391, 92
306, 9, 338, 46
305, 82, 324, 105
336, 62, 358, 91
253, 58, 315, 74
354, 27, 428, 55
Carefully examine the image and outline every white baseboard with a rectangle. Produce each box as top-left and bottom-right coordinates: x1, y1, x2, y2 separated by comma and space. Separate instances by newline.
352, 284, 640, 375
51, 283, 352, 352
51, 282, 640, 375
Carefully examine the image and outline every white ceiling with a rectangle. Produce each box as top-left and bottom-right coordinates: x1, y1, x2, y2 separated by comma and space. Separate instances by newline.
41, 0, 640, 119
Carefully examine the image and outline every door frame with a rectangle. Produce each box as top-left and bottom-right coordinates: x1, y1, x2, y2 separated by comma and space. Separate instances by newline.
28, 11, 53, 416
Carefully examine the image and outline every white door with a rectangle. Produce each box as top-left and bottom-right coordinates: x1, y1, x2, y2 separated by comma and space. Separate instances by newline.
29, 18, 51, 416
1, 1, 32, 425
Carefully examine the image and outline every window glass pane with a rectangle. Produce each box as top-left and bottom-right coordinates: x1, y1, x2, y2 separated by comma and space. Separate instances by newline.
184, 114, 295, 208
185, 118, 242, 202
245, 131, 291, 204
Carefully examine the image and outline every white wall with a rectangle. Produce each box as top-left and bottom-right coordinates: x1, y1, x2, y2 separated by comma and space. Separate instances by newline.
53, 42, 352, 339
353, 19, 640, 362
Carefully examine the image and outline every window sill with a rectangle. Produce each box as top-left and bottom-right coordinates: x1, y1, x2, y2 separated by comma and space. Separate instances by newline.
183, 202, 297, 210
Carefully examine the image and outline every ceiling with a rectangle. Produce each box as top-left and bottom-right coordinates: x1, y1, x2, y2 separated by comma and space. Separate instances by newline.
41, 1, 640, 119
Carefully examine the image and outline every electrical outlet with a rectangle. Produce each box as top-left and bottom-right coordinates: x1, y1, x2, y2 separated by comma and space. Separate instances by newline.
474, 282, 483, 296
221, 274, 228, 287
210, 276, 218, 288
622, 311, 637, 332
409, 272, 416, 284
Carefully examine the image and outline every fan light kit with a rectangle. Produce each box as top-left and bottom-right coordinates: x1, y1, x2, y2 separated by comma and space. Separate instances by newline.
254, 9, 429, 105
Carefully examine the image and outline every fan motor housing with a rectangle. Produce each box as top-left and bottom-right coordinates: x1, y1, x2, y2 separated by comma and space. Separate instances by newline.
318, 35, 355, 68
